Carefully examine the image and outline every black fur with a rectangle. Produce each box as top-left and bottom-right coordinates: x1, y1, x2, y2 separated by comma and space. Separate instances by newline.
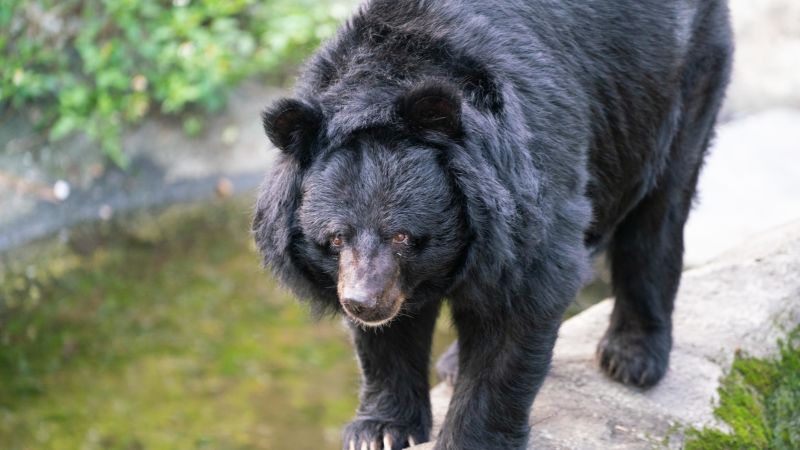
253, 0, 732, 448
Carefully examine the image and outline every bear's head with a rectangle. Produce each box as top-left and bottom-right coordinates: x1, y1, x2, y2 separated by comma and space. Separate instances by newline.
255, 80, 517, 326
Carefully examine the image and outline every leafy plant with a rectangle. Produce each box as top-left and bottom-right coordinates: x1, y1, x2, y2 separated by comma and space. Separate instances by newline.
1, 0, 353, 166
685, 328, 800, 450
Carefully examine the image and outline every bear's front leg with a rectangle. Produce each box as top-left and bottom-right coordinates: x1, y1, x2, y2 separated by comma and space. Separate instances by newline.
435, 307, 561, 450
343, 301, 440, 450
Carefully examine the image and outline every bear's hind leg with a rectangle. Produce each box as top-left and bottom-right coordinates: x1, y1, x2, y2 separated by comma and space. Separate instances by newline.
435, 340, 459, 386
597, 25, 731, 386
597, 93, 724, 387
597, 177, 691, 388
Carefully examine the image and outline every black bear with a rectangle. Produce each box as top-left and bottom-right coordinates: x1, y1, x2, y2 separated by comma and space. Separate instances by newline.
253, 0, 732, 448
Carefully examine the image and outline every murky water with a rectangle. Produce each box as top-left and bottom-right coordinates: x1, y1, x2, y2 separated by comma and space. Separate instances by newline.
0, 197, 608, 450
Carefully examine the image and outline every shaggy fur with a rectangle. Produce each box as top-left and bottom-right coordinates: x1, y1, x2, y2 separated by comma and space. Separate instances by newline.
253, 0, 732, 448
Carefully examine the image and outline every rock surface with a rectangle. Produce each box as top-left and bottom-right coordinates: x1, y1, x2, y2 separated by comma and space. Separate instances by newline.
410, 221, 800, 449
683, 109, 800, 265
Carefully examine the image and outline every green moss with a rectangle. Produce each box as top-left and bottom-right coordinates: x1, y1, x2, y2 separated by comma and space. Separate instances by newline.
685, 328, 800, 450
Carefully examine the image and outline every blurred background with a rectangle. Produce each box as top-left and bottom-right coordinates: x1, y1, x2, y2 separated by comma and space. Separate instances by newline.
0, 0, 798, 449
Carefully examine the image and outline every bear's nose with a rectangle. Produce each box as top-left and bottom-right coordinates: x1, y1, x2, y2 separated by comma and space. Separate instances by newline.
341, 288, 378, 315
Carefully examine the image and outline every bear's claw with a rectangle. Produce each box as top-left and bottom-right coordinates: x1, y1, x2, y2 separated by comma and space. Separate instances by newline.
343, 419, 425, 450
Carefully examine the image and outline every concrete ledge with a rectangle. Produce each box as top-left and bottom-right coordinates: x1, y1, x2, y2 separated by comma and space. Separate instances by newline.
411, 221, 800, 449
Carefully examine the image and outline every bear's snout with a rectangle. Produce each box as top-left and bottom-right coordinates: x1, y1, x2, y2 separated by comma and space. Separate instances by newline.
339, 288, 377, 311
337, 246, 404, 326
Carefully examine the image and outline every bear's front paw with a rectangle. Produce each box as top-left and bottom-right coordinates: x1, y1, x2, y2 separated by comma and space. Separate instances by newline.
343, 418, 427, 450
597, 328, 671, 388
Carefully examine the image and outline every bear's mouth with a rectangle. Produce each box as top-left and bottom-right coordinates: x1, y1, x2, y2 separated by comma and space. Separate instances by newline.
341, 295, 405, 327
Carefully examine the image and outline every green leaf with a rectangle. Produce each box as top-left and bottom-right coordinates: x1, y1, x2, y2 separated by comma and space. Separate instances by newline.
49, 116, 81, 141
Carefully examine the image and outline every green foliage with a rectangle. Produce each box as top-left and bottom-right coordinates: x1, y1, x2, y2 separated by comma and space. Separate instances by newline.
0, 0, 352, 166
685, 329, 800, 450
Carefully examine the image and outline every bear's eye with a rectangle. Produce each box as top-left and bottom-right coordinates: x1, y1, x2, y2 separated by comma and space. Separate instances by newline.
392, 232, 410, 246
329, 233, 344, 249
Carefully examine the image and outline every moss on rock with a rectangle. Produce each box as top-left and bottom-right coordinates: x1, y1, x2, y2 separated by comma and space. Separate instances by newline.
685, 328, 800, 450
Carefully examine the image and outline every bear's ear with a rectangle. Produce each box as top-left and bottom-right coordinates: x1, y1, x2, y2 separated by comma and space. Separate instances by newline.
262, 98, 323, 163
399, 82, 462, 138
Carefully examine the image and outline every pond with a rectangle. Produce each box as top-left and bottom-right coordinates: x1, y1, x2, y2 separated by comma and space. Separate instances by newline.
0, 196, 608, 450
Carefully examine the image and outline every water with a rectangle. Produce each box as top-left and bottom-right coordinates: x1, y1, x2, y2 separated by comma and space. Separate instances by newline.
0, 197, 608, 450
